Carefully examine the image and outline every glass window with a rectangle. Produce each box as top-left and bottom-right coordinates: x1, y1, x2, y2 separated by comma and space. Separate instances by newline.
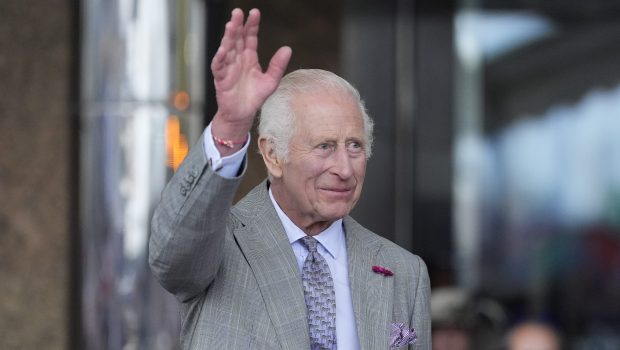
453, 3, 620, 347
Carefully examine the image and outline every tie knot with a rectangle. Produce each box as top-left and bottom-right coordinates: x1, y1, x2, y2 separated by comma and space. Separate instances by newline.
301, 236, 318, 253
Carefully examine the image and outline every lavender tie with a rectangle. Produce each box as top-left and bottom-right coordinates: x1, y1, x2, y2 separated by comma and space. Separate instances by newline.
300, 236, 337, 350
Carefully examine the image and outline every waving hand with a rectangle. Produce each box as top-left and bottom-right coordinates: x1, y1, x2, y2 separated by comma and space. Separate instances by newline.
210, 8, 292, 154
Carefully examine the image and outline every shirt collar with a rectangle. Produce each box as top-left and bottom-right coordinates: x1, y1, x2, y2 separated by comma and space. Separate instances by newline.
269, 188, 343, 260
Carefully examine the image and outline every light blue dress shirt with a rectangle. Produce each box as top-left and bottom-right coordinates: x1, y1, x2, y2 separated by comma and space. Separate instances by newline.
204, 123, 361, 349
268, 189, 361, 350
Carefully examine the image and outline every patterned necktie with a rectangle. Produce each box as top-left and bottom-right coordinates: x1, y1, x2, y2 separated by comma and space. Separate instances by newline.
300, 236, 337, 350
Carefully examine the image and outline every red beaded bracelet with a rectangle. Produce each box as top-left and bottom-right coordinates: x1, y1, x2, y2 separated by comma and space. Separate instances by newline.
213, 134, 248, 148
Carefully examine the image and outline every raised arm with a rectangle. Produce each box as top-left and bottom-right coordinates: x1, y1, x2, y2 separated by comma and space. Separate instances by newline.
149, 8, 291, 301
210, 8, 292, 156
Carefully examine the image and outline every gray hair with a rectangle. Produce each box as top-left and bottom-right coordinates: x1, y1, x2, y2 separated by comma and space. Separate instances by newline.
258, 69, 374, 160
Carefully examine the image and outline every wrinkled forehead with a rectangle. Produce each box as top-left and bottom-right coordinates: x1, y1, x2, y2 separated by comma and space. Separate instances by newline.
289, 91, 365, 139
290, 88, 363, 121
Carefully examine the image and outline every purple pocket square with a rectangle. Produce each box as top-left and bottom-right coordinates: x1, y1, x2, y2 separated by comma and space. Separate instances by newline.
389, 322, 417, 348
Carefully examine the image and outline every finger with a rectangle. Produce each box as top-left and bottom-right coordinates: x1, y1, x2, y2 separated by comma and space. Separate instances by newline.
220, 9, 243, 55
215, 21, 236, 65
211, 25, 234, 76
265, 46, 292, 82
230, 8, 244, 27
211, 46, 226, 75
244, 8, 261, 52
220, 21, 234, 51
212, 10, 245, 82
212, 9, 243, 74
234, 9, 246, 55
225, 9, 243, 45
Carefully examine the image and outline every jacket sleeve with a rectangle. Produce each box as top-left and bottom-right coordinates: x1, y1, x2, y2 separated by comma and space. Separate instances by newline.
148, 132, 244, 302
410, 256, 432, 349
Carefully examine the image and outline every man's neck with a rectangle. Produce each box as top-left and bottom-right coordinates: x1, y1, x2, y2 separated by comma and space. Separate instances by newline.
268, 186, 334, 236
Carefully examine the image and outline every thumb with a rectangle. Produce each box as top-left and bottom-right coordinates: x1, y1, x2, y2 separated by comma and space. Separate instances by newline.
265, 46, 292, 83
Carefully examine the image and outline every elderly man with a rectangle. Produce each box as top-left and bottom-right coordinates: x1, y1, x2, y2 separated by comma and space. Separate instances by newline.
149, 8, 430, 350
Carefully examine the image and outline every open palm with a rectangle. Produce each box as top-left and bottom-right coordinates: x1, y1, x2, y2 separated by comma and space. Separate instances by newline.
211, 9, 291, 129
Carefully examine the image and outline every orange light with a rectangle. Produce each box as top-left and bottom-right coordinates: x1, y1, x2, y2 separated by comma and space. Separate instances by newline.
166, 116, 189, 171
173, 91, 191, 111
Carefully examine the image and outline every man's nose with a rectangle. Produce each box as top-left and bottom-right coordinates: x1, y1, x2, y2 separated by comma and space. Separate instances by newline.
330, 147, 354, 179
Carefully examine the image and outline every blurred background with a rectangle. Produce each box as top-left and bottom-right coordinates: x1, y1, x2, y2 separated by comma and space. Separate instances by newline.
1, 0, 619, 349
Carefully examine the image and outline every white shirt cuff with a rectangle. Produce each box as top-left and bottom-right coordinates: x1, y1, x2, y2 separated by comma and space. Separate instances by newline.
203, 123, 250, 178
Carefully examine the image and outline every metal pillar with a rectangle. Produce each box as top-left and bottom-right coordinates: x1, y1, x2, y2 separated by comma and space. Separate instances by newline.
79, 0, 205, 348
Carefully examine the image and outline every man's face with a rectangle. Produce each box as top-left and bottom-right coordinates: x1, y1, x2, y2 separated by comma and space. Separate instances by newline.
270, 91, 368, 233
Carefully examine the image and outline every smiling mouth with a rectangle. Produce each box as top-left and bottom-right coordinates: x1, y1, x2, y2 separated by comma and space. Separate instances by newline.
320, 187, 354, 196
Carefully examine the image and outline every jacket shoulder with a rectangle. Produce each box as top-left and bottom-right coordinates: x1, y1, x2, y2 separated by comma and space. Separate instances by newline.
344, 216, 427, 274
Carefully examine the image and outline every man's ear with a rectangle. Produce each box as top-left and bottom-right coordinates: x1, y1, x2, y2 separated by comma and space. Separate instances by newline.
258, 136, 283, 178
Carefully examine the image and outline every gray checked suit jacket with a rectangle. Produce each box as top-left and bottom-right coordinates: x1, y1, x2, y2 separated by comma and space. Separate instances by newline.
149, 134, 431, 349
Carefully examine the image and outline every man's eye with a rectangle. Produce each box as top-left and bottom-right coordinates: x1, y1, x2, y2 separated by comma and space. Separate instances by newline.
347, 141, 363, 153
318, 143, 332, 150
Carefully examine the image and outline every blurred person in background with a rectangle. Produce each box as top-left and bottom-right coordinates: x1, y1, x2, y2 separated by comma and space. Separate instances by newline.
432, 287, 506, 350
505, 320, 561, 350
432, 288, 474, 350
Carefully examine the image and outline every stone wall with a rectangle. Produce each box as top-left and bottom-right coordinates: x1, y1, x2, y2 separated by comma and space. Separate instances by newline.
0, 1, 72, 349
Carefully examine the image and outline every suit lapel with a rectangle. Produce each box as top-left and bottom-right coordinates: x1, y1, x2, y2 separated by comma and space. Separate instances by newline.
233, 182, 310, 349
345, 217, 393, 350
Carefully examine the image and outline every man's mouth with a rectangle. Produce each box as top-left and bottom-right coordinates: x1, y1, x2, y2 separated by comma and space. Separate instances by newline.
320, 186, 354, 197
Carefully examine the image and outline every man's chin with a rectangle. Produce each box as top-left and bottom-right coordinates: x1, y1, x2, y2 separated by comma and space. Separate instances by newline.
319, 204, 354, 221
